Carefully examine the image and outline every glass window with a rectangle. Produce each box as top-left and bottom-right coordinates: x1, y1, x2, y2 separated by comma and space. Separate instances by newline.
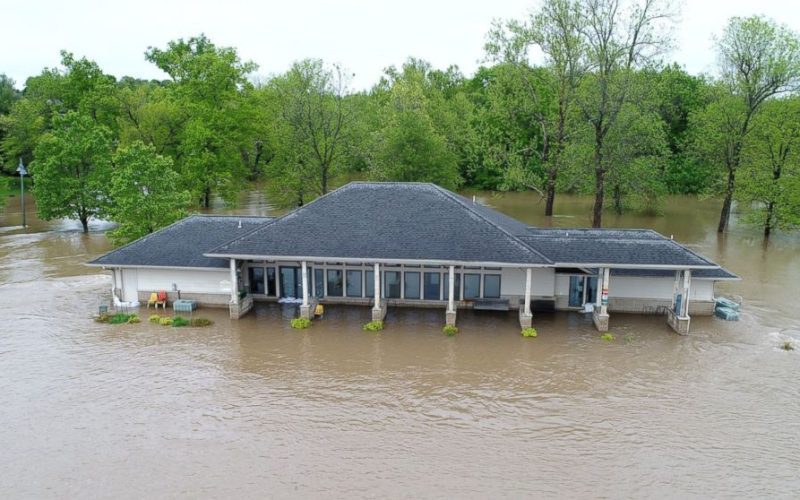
404, 271, 420, 299
568, 276, 585, 307
346, 270, 362, 297
314, 268, 324, 298
384, 271, 401, 298
586, 276, 597, 305
423, 272, 440, 300
483, 274, 501, 299
266, 267, 276, 296
443, 273, 461, 301
327, 269, 343, 296
464, 273, 481, 299
365, 270, 374, 298
248, 267, 265, 294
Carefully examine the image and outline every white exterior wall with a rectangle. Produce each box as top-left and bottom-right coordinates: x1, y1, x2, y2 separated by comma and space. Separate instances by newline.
116, 267, 230, 304
500, 267, 554, 297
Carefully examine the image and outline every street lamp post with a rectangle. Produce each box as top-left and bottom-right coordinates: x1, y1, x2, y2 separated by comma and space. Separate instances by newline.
16, 158, 27, 228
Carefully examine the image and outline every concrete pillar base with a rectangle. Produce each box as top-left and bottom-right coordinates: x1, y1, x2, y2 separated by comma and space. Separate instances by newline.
592, 309, 610, 332
299, 298, 318, 321
229, 295, 253, 319
519, 309, 533, 329
372, 300, 387, 322
445, 310, 457, 326
667, 309, 691, 335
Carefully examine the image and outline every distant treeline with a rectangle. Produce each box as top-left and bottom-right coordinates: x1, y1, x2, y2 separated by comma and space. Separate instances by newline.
1, 0, 799, 242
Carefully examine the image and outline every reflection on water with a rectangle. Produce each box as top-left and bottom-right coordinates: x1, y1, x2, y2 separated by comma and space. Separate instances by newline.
1, 190, 799, 497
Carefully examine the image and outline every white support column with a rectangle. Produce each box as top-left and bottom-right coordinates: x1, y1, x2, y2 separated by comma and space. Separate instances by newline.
373, 263, 380, 310
524, 268, 532, 316
447, 265, 455, 313
681, 270, 692, 317
592, 267, 610, 332
229, 258, 238, 305
301, 261, 309, 307
601, 267, 610, 315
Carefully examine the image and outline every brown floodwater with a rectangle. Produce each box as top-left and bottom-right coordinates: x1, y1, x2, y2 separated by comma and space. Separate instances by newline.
1, 190, 799, 498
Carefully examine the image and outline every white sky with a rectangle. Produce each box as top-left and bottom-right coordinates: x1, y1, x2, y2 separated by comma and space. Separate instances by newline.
2, 0, 799, 90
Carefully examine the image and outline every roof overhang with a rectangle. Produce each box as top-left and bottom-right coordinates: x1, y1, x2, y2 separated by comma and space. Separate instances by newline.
85, 263, 228, 272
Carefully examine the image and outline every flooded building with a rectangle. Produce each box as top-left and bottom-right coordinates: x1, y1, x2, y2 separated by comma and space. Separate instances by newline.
89, 182, 738, 334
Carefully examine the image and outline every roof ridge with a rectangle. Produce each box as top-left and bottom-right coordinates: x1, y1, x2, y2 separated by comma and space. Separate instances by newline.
428, 185, 553, 264
188, 213, 275, 219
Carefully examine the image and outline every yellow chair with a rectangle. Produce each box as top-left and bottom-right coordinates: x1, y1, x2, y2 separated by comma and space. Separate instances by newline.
147, 293, 159, 309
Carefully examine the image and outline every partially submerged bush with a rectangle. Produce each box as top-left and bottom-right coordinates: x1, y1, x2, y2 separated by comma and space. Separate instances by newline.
172, 316, 189, 327
127, 315, 141, 324
600, 333, 615, 342
521, 327, 537, 338
149, 315, 161, 323
109, 313, 135, 324
442, 324, 458, 336
189, 318, 213, 327
782, 341, 795, 351
362, 320, 384, 332
95, 313, 110, 323
159, 317, 173, 326
291, 317, 312, 329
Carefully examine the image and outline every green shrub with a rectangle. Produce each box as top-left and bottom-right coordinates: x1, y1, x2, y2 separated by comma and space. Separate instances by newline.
127, 315, 141, 324
172, 316, 189, 327
521, 327, 538, 338
149, 315, 161, 323
189, 318, 213, 327
290, 317, 312, 329
109, 313, 133, 324
159, 317, 173, 326
600, 333, 615, 342
782, 341, 795, 351
362, 320, 384, 332
442, 324, 458, 336
95, 313, 110, 323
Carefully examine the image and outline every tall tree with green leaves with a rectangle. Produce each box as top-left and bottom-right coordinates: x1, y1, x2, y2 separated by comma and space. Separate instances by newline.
31, 111, 113, 232
485, 0, 586, 215
0, 74, 21, 172
708, 16, 800, 233
267, 59, 353, 203
737, 97, 800, 237
575, 0, 676, 227
107, 141, 191, 244
145, 35, 257, 207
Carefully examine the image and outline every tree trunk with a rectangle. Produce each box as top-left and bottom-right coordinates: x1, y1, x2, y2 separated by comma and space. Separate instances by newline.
717, 167, 735, 233
613, 184, 623, 215
80, 216, 89, 234
321, 165, 328, 195
764, 201, 774, 239
203, 187, 211, 209
592, 132, 605, 228
544, 167, 557, 217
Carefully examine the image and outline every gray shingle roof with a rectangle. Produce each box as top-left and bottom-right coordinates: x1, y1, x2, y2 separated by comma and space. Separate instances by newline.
89, 215, 273, 268
207, 182, 551, 265
520, 228, 719, 268
605, 268, 739, 280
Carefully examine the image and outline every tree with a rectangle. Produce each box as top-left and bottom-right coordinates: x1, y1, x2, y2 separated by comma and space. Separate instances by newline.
267, 59, 352, 201
31, 111, 112, 232
0, 74, 21, 172
107, 141, 191, 244
737, 97, 800, 237
710, 16, 800, 233
575, 0, 676, 227
1, 52, 116, 171
145, 35, 257, 207
485, 0, 586, 215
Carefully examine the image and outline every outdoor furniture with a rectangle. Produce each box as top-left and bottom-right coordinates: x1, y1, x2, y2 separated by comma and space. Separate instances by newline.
173, 299, 198, 317
147, 291, 168, 309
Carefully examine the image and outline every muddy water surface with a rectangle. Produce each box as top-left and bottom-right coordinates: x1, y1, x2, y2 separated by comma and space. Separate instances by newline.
1, 191, 799, 498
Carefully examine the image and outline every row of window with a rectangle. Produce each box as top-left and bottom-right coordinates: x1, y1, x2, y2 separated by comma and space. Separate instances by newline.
247, 266, 502, 301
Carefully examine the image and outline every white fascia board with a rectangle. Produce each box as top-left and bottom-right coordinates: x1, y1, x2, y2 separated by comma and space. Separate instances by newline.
202, 253, 550, 268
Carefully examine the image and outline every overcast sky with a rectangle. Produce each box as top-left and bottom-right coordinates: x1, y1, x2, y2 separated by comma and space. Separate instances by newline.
2, 0, 800, 90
